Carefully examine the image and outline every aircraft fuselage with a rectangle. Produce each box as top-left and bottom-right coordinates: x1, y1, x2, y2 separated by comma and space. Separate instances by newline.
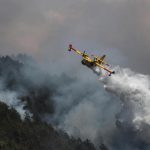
81, 59, 95, 68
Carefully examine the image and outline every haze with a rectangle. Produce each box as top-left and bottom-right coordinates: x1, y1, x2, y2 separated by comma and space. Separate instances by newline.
0, 0, 150, 74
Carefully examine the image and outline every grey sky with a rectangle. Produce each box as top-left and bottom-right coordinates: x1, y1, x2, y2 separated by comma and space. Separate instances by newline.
0, 0, 150, 74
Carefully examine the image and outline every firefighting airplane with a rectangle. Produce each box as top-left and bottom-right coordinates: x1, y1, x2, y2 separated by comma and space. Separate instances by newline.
68, 44, 115, 76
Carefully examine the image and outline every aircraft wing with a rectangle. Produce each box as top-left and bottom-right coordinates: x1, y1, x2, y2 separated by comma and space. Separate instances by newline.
68, 44, 84, 56
68, 44, 93, 61
95, 62, 114, 75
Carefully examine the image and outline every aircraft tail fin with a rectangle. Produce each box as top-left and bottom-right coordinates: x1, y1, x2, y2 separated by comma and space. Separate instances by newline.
68, 44, 72, 51
100, 55, 106, 61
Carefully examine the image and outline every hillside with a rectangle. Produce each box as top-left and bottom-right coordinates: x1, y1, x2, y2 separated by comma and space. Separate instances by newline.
0, 55, 98, 150
0, 102, 96, 150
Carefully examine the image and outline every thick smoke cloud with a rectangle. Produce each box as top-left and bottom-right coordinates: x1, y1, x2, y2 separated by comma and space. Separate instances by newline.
101, 67, 150, 149
50, 67, 150, 150
1, 0, 150, 73
1, 54, 150, 149
0, 55, 56, 120
103, 67, 150, 128
48, 73, 120, 147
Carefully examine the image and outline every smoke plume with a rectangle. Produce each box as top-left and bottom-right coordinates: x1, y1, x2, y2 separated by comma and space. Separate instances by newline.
100, 67, 150, 149
0, 89, 30, 120
50, 66, 150, 150
1, 54, 150, 149
0, 55, 55, 120
103, 67, 150, 128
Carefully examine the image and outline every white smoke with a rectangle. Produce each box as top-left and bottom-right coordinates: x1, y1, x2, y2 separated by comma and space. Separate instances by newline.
52, 66, 150, 149
51, 69, 120, 147
0, 80, 32, 120
101, 66, 150, 130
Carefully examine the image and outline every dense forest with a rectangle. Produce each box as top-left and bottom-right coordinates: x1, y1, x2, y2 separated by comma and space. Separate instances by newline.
0, 101, 97, 150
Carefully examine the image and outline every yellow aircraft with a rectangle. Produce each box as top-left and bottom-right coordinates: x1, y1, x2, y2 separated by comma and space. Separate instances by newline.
68, 44, 115, 76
